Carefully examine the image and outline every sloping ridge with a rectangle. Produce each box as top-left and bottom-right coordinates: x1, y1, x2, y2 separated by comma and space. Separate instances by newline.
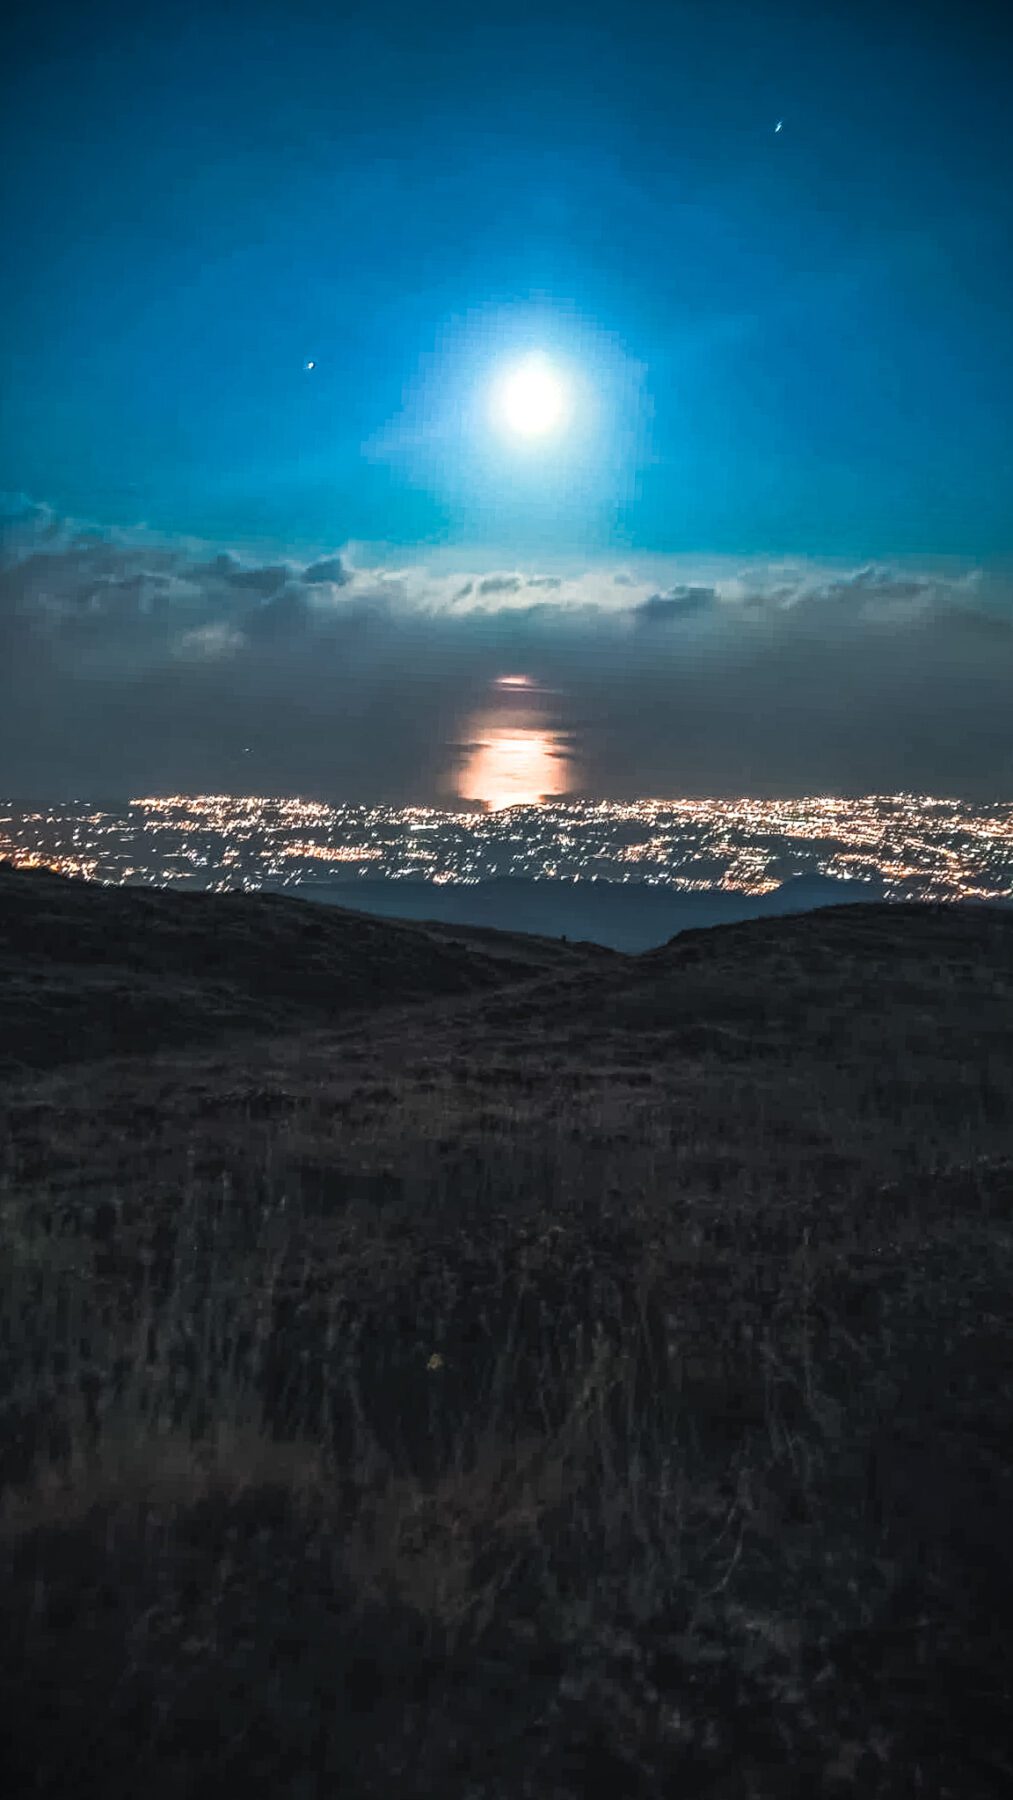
4, 865, 1013, 1079
0, 864, 601, 1076
465, 894, 1013, 1059
305, 868, 892, 953
647, 897, 1013, 965
562, 897, 1013, 1055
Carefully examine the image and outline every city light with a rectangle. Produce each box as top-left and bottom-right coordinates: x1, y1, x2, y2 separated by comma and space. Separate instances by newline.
1, 795, 1011, 903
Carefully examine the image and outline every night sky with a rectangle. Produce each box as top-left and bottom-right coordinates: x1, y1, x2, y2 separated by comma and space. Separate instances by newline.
2, 0, 1012, 804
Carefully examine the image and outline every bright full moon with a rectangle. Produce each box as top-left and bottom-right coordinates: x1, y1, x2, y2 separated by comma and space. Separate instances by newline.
493, 353, 568, 440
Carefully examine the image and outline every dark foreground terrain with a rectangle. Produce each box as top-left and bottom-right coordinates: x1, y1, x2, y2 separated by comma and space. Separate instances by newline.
1, 864, 1012, 1797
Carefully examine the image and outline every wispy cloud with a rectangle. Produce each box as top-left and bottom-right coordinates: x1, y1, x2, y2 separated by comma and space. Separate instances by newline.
2, 496, 1011, 801
633, 586, 716, 624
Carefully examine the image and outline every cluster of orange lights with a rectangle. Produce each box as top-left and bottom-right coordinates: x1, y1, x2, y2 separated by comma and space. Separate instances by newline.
1, 791, 1012, 902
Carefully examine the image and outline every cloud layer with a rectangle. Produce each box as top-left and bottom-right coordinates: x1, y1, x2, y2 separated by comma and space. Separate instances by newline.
2, 496, 1011, 802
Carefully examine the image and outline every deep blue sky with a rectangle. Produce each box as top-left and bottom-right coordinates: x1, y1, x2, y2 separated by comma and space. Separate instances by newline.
3, 1, 1013, 806
2, 0, 1011, 559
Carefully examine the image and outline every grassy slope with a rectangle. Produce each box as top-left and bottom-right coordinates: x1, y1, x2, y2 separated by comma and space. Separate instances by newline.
0, 862, 613, 1077
1, 871, 1012, 1797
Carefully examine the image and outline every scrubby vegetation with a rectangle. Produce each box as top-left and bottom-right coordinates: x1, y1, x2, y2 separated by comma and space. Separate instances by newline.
1, 878, 1012, 1796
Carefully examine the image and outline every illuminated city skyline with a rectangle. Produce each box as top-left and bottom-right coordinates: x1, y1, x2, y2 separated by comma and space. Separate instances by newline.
3, 792, 1012, 905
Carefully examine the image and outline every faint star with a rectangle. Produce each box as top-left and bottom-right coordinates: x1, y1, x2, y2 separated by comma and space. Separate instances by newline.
304, 359, 316, 371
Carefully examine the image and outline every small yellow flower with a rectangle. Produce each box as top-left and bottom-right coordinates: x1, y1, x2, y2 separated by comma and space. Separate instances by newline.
427, 1352, 445, 1372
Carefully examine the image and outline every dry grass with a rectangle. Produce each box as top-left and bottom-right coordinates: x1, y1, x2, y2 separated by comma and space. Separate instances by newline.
1, 895, 1012, 1796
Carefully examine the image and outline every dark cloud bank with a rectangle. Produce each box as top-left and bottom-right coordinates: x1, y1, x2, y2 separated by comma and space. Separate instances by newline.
2, 497, 1012, 802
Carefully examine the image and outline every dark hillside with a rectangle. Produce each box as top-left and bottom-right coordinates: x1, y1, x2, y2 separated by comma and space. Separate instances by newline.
0, 863, 605, 1076
1, 873, 1011, 1798
548, 897, 1013, 1058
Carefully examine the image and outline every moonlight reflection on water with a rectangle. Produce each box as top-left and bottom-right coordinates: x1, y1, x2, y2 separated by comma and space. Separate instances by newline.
457, 673, 578, 811
458, 726, 574, 811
